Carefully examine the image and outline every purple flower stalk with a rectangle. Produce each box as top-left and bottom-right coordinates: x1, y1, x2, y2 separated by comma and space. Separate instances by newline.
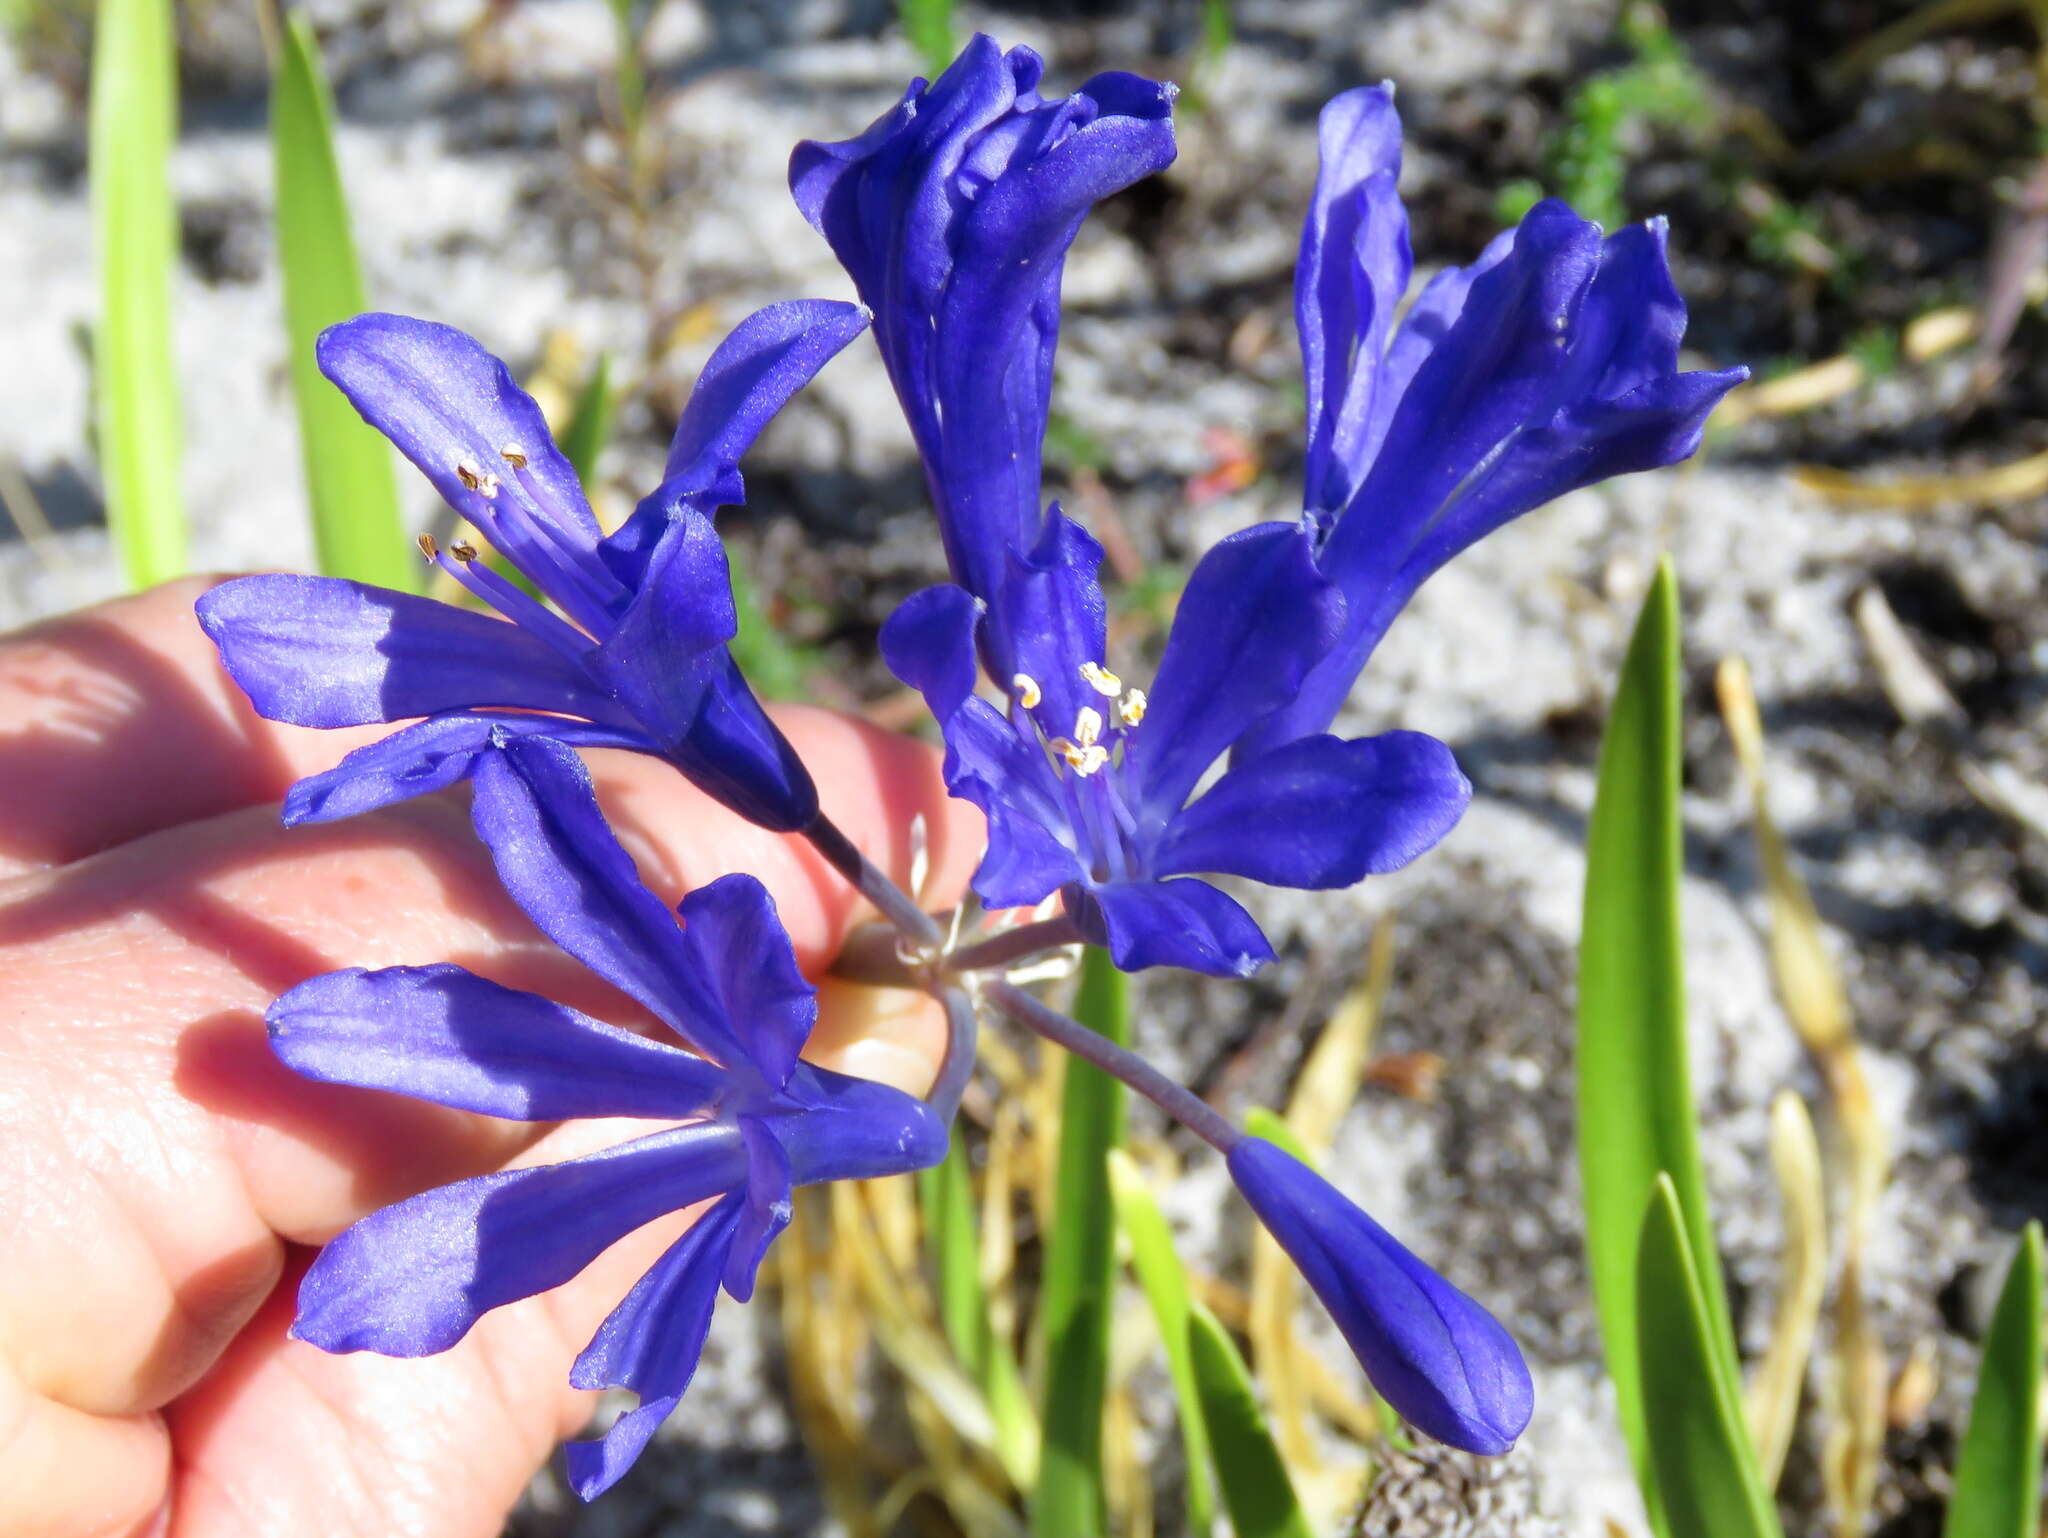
884, 510, 1469, 976
269, 733, 946, 1497
1229, 1137, 1534, 1455
197, 301, 870, 833
1241, 84, 1748, 752
791, 33, 1176, 667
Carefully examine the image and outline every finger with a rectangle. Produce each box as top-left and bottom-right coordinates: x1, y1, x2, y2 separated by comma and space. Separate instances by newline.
0, 577, 391, 878
0, 711, 977, 1425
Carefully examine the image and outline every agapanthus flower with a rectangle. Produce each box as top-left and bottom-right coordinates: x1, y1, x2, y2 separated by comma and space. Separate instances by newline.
1228, 1136, 1533, 1455
1241, 84, 1747, 752
883, 509, 1469, 977
198, 300, 870, 833
790, 33, 1176, 658
269, 733, 946, 1497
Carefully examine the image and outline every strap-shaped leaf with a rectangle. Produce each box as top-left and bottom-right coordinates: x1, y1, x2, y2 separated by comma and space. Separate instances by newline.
1030, 946, 1128, 1536
1636, 1175, 1783, 1538
1578, 561, 1739, 1529
1106, 1149, 1217, 1533
1944, 1222, 2044, 1538
1187, 1301, 1314, 1538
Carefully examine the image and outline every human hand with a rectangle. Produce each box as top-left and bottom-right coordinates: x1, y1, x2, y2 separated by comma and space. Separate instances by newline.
0, 578, 977, 1537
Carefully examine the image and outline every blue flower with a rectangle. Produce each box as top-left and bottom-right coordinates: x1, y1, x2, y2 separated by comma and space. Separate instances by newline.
883, 509, 1469, 977
1241, 84, 1748, 754
790, 33, 1175, 643
1228, 1136, 1533, 1455
269, 733, 946, 1498
196, 300, 870, 833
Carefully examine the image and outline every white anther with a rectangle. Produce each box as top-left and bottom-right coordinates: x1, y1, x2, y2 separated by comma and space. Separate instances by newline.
455, 460, 501, 499
1051, 737, 1109, 777
1118, 687, 1148, 726
1079, 660, 1123, 697
499, 442, 529, 468
1012, 672, 1043, 710
1074, 706, 1103, 748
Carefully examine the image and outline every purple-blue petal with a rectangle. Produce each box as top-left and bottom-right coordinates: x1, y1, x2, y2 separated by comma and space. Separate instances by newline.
879, 583, 985, 721
293, 1122, 747, 1358
994, 508, 1109, 732
1297, 84, 1412, 517
774, 1061, 951, 1183
941, 695, 1086, 909
1154, 731, 1470, 887
469, 735, 749, 1070
603, 300, 871, 581
1124, 522, 1342, 822
588, 507, 819, 833
565, 1191, 745, 1497
723, 1116, 793, 1303
675, 873, 817, 1093
317, 314, 623, 631
792, 37, 1174, 607
1065, 876, 1274, 978
278, 712, 650, 827
196, 575, 611, 729
267, 963, 729, 1121
1228, 1137, 1533, 1456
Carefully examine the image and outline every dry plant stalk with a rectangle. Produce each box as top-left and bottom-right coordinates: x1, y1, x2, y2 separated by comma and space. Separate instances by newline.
1717, 657, 1892, 1535
1745, 1089, 1830, 1488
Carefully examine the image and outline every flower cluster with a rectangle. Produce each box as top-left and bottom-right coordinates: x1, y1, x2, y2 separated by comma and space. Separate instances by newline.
199, 35, 1740, 1499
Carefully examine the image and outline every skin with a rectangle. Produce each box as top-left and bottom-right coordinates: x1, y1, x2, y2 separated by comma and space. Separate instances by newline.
0, 577, 980, 1538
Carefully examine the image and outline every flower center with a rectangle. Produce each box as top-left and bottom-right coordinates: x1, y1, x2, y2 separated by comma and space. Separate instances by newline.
1012, 661, 1150, 780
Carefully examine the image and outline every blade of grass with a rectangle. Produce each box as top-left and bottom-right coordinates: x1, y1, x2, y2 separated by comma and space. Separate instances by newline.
1107, 1149, 1217, 1534
558, 352, 615, 487
1030, 946, 1128, 1538
1636, 1175, 1785, 1538
1943, 1223, 2044, 1538
271, 14, 411, 590
91, 0, 185, 586
898, 0, 954, 78
1578, 559, 1738, 1534
1187, 1301, 1315, 1538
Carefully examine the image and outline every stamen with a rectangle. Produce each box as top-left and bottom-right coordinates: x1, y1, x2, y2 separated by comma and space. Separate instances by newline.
1012, 672, 1043, 711
1074, 706, 1103, 748
449, 541, 479, 563
1079, 660, 1123, 697
1118, 687, 1148, 726
416, 532, 439, 561
1050, 737, 1109, 777
499, 442, 529, 468
455, 461, 501, 500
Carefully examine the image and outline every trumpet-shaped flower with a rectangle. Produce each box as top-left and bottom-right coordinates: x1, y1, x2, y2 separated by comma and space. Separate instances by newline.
790, 33, 1175, 657
882, 509, 1469, 977
1239, 84, 1746, 753
1228, 1136, 1533, 1455
270, 734, 946, 1497
198, 301, 870, 833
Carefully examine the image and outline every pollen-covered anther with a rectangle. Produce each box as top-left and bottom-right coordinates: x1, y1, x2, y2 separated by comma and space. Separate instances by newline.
1074, 706, 1103, 748
499, 442, 529, 468
455, 461, 501, 499
1012, 672, 1043, 710
449, 541, 479, 563
1118, 687, 1148, 726
1050, 737, 1110, 777
416, 532, 439, 560
1079, 660, 1123, 697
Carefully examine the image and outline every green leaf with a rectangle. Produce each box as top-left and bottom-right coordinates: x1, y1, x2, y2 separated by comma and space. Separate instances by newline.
1635, 1176, 1783, 1538
1186, 1302, 1314, 1538
1242, 1105, 1312, 1165
271, 14, 412, 591
1106, 1149, 1216, 1534
919, 1130, 1039, 1490
558, 352, 615, 486
898, 0, 954, 79
605, 0, 646, 151
1578, 560, 1739, 1531
90, 0, 185, 587
1030, 946, 1128, 1538
1944, 1222, 2045, 1538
